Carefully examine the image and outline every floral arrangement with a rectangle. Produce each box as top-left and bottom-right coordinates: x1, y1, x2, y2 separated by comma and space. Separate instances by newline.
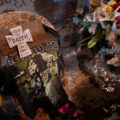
81, 0, 120, 48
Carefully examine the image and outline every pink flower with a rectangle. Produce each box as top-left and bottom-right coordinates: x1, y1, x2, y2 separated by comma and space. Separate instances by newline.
58, 103, 73, 114
73, 110, 80, 117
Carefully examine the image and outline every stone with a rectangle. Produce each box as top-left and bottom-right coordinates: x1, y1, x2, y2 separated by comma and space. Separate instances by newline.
0, 11, 66, 118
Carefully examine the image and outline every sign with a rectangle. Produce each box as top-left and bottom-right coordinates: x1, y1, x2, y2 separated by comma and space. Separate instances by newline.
6, 26, 33, 58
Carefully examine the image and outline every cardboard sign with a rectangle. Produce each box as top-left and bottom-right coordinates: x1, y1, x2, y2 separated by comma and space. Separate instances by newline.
6, 26, 33, 58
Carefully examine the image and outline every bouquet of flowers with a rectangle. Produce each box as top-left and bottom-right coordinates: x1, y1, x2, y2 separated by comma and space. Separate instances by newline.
81, 0, 120, 48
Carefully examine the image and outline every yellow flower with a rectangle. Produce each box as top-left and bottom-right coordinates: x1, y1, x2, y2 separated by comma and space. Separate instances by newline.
108, 0, 117, 6
102, 4, 113, 12
102, 0, 117, 12
102, 4, 108, 9
107, 6, 113, 12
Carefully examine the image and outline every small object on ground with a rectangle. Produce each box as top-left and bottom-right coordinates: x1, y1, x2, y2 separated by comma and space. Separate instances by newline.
73, 16, 80, 24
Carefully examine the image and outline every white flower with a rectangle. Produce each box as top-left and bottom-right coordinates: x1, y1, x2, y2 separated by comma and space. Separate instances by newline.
114, 6, 120, 18
112, 22, 120, 35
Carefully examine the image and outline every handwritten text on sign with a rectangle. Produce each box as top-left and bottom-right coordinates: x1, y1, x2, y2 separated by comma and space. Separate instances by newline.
6, 26, 33, 58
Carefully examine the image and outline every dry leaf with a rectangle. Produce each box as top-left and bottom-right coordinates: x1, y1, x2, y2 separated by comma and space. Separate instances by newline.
107, 57, 119, 65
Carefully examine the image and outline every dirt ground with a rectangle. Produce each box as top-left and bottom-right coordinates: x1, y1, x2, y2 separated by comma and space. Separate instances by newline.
1, 1, 118, 120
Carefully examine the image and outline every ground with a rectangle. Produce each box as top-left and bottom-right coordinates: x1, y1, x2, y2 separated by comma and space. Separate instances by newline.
1, 0, 120, 120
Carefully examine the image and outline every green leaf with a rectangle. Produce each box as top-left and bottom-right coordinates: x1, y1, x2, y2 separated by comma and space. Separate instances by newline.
88, 24, 105, 48
111, 104, 117, 111
55, 116, 62, 120
80, 22, 93, 29
103, 108, 109, 113
0, 86, 4, 92
88, 39, 97, 48
103, 0, 110, 4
